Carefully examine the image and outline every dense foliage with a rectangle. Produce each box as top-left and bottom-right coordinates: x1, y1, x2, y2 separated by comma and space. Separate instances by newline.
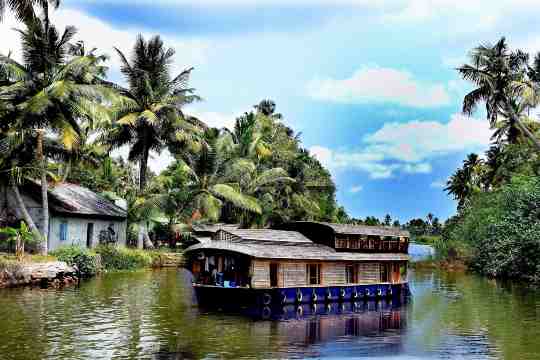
0, 1, 343, 253
440, 37, 540, 282
51, 245, 99, 277
443, 177, 540, 282
93, 245, 154, 270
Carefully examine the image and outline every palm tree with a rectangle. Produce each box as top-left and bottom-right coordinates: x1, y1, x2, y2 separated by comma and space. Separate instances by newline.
0, 0, 59, 22
103, 35, 202, 192
0, 11, 108, 253
220, 112, 271, 161
445, 153, 484, 209
179, 129, 261, 222
220, 157, 295, 226
254, 99, 282, 119
458, 37, 540, 151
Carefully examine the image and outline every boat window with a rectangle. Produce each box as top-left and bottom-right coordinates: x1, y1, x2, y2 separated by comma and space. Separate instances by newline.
346, 264, 357, 283
380, 263, 391, 283
307, 264, 322, 285
270, 263, 279, 287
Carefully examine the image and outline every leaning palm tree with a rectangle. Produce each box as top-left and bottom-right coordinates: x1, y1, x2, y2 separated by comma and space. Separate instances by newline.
103, 35, 202, 192
458, 37, 540, 151
0, 12, 109, 254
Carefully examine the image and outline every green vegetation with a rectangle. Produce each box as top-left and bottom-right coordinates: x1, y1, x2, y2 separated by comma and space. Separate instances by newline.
439, 37, 540, 282
51, 245, 169, 272
51, 246, 99, 277
93, 245, 155, 271
0, 222, 37, 260
0, 1, 343, 255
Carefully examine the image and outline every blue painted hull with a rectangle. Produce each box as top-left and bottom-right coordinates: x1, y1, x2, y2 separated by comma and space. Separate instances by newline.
194, 283, 410, 307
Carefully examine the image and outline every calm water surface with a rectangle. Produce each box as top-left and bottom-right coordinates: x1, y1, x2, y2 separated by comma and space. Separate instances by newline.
1, 251, 540, 359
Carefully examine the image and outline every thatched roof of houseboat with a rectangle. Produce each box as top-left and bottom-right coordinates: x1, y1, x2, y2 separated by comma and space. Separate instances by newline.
185, 229, 409, 261
185, 240, 409, 262
192, 223, 240, 233
285, 221, 409, 238
217, 229, 312, 244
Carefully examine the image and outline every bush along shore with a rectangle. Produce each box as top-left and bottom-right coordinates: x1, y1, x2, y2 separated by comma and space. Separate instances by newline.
0, 246, 184, 289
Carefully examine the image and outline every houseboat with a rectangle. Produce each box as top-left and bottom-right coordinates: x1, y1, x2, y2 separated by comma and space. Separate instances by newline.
184, 222, 410, 307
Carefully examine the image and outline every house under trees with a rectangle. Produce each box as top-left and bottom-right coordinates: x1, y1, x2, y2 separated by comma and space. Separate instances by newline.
0, 183, 127, 251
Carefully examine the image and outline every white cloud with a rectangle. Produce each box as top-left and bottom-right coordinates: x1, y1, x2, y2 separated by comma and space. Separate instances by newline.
364, 113, 491, 163
310, 113, 491, 179
307, 66, 450, 107
430, 180, 446, 188
349, 185, 363, 193
188, 108, 238, 130
0, 8, 211, 79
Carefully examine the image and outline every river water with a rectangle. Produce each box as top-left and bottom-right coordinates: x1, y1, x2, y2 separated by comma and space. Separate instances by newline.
1, 246, 540, 359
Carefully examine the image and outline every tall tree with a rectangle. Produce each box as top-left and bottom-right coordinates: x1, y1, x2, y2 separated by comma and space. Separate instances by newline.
0, 0, 59, 22
445, 153, 484, 209
0, 9, 108, 253
178, 129, 262, 222
458, 37, 540, 151
103, 35, 202, 192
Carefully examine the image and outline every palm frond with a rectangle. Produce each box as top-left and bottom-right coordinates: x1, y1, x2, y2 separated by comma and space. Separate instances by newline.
210, 183, 262, 214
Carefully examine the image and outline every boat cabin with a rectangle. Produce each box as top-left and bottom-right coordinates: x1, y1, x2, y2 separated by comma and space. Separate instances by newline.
185, 223, 410, 305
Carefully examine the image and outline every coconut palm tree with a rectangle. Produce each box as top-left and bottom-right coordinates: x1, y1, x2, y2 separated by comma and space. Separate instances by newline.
254, 99, 282, 119
0, 0, 59, 22
0, 11, 108, 253
220, 111, 271, 161
178, 129, 262, 222
458, 37, 540, 151
445, 153, 484, 209
103, 34, 202, 192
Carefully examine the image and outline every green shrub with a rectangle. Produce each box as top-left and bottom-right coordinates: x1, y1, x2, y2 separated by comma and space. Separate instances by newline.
94, 245, 153, 271
445, 176, 540, 282
51, 246, 99, 277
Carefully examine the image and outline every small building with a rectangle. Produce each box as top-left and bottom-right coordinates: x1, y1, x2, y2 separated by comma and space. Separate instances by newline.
184, 222, 410, 307
0, 182, 127, 251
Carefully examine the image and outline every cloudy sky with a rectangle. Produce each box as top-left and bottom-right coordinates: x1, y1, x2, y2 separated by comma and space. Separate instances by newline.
3, 0, 540, 221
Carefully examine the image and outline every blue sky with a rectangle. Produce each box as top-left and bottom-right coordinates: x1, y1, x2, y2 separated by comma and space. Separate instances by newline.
4, 0, 540, 222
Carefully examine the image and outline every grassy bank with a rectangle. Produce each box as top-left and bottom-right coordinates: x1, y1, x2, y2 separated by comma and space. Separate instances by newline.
51, 245, 183, 277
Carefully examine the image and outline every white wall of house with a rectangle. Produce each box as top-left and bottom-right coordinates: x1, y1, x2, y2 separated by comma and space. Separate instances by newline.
1, 186, 127, 251
49, 216, 127, 251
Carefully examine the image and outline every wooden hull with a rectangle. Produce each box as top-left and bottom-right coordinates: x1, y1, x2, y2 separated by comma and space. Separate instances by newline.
193, 283, 410, 308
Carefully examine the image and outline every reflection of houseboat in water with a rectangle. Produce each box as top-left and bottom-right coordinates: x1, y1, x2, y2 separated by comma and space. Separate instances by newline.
184, 222, 410, 307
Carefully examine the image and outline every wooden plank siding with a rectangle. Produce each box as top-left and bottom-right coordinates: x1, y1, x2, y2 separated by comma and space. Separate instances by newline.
357, 263, 381, 283
250, 259, 403, 289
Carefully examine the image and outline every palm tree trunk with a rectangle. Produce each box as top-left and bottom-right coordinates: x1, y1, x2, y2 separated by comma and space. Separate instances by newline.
11, 184, 42, 241
61, 161, 71, 182
139, 146, 150, 193
143, 227, 154, 249
136, 226, 144, 249
137, 223, 154, 249
37, 130, 49, 255
506, 101, 540, 151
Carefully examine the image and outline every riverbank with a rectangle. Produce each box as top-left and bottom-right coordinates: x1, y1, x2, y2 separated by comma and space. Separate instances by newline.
410, 258, 468, 272
0, 246, 184, 288
0, 255, 78, 288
